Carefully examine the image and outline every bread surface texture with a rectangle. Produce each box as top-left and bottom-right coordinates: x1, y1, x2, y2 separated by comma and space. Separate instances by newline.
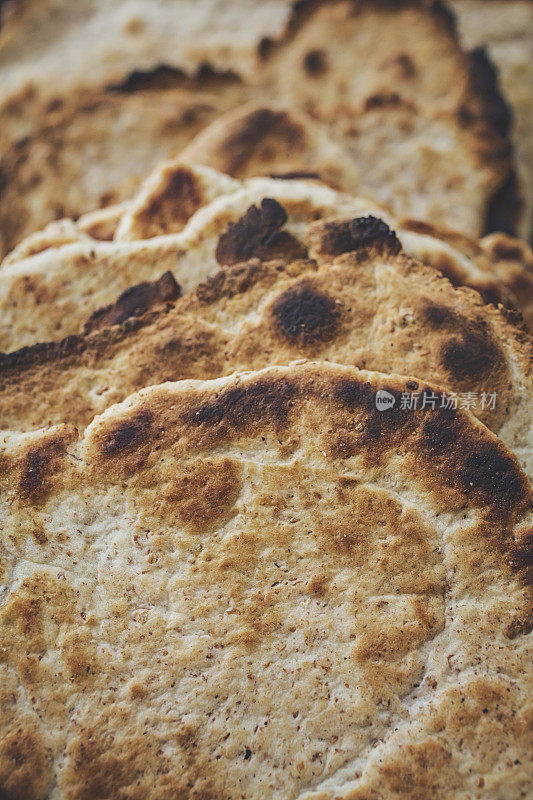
0, 362, 531, 799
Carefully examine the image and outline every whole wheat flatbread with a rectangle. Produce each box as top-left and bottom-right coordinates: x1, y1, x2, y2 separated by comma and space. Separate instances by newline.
1, 214, 531, 481
0, 361, 531, 799
0, 0, 520, 256
1, 167, 531, 355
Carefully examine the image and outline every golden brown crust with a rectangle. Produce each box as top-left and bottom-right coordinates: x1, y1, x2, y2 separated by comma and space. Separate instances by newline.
0, 362, 531, 798
84, 364, 531, 515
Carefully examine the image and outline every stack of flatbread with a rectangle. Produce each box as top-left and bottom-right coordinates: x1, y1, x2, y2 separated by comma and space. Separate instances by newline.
0, 2, 531, 799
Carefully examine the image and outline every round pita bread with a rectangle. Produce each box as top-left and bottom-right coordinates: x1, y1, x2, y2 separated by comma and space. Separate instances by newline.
0, 362, 531, 798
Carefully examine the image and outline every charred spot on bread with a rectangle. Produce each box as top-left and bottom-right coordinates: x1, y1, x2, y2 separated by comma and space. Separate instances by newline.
485, 234, 530, 264
423, 302, 454, 327
350, 216, 401, 254
464, 47, 512, 140
455, 444, 527, 506
329, 370, 528, 511
311, 216, 401, 257
83, 272, 180, 334
508, 528, 533, 583
188, 378, 297, 433
102, 410, 153, 455
141, 166, 202, 230
302, 49, 328, 77
441, 336, 497, 383
422, 301, 501, 383
364, 91, 406, 111
272, 282, 339, 345
18, 433, 73, 502
215, 199, 307, 265
267, 171, 320, 181
483, 169, 523, 237
420, 410, 458, 451
220, 108, 306, 175
393, 53, 416, 78
333, 379, 409, 442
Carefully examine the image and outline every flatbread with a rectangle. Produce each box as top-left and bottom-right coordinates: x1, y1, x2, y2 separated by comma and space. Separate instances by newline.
450, 0, 533, 238
178, 92, 505, 239
91, 158, 533, 329
2, 214, 531, 482
0, 85, 242, 259
1, 167, 531, 354
256, 1, 515, 236
1, 204, 133, 267
0, 0, 521, 256
0, 171, 382, 351
0, 361, 531, 799
397, 218, 533, 329
0, 0, 290, 106
479, 231, 533, 330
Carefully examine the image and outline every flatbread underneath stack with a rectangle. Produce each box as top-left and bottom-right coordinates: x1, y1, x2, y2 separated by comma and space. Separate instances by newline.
0, 0, 522, 257
0, 362, 531, 799
450, 0, 533, 237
